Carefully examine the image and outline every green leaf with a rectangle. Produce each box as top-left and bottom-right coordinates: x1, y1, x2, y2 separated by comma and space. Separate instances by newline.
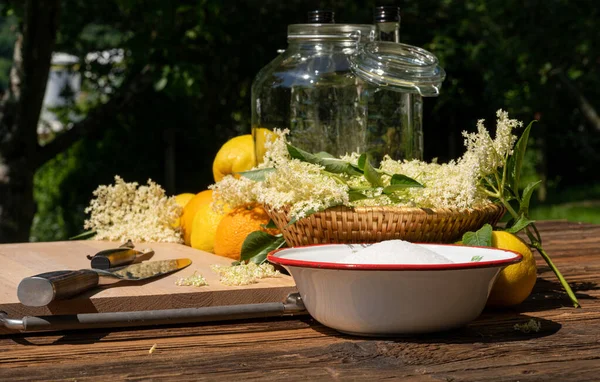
462, 224, 493, 247
363, 155, 384, 187
383, 174, 424, 193
320, 158, 363, 175
519, 180, 542, 215
314, 151, 335, 159
504, 215, 535, 234
348, 190, 369, 201
287, 144, 314, 162
357, 153, 367, 171
262, 219, 278, 230
237, 168, 276, 181
387, 193, 405, 204
471, 255, 484, 262
287, 144, 361, 176
507, 120, 535, 194
69, 230, 96, 240
390, 174, 424, 187
240, 231, 286, 264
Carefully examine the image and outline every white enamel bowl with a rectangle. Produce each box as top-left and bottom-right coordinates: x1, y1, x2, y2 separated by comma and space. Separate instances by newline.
268, 244, 522, 336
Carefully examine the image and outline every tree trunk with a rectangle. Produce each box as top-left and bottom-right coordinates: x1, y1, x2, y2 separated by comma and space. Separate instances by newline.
0, 1, 60, 243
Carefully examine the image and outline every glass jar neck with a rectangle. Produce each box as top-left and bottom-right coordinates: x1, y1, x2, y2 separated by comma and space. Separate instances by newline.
287, 24, 375, 45
287, 40, 357, 50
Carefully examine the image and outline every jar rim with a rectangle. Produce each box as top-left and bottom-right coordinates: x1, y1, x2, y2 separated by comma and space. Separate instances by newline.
349, 41, 446, 97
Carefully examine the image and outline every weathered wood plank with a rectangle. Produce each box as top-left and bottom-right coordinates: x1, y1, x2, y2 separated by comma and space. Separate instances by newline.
0, 221, 599, 381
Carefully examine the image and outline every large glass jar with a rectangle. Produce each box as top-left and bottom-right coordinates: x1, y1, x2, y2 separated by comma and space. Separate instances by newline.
251, 23, 445, 163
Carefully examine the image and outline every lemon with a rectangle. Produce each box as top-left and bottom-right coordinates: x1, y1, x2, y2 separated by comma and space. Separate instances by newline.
171, 193, 195, 228
181, 190, 213, 246
213, 135, 256, 182
487, 231, 537, 307
190, 201, 230, 253
253, 127, 277, 165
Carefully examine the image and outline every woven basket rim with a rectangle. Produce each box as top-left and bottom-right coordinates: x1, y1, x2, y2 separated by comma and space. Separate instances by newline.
265, 202, 504, 216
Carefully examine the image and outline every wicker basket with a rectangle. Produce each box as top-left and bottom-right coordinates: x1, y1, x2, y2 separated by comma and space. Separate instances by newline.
265, 203, 506, 246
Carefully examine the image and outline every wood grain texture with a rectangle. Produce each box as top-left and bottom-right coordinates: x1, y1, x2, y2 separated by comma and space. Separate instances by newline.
1, 221, 599, 381
0, 241, 296, 334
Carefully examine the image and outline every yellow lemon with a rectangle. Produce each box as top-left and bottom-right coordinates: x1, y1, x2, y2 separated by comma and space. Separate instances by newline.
487, 231, 537, 307
181, 190, 213, 245
253, 127, 277, 164
190, 201, 230, 253
171, 193, 195, 228
212, 135, 256, 182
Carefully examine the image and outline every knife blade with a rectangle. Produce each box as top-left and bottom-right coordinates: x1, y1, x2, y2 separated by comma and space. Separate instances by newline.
17, 258, 192, 307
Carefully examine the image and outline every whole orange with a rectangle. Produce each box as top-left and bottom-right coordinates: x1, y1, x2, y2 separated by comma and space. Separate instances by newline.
214, 204, 279, 260
181, 190, 213, 245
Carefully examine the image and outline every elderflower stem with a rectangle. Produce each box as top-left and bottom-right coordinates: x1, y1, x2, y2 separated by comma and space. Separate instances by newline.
530, 241, 580, 308
494, 172, 503, 193
498, 196, 580, 308
498, 196, 519, 219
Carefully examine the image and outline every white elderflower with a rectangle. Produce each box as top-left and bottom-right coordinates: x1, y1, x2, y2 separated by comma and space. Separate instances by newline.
84, 176, 183, 243
211, 111, 523, 216
210, 263, 280, 286
258, 128, 292, 168
461, 110, 520, 175
258, 159, 349, 219
210, 174, 258, 211
212, 129, 349, 221
175, 272, 208, 287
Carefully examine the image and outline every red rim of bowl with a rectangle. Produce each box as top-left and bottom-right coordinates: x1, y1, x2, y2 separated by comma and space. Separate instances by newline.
267, 243, 523, 271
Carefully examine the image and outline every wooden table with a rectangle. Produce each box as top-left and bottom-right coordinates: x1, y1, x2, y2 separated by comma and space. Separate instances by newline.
1, 221, 599, 381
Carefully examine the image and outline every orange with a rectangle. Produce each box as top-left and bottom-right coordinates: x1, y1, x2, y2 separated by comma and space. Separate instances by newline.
181, 190, 213, 245
213, 204, 279, 260
487, 231, 537, 307
212, 135, 256, 182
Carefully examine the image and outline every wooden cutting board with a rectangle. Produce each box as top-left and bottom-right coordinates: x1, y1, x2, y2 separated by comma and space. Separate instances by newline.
0, 241, 297, 333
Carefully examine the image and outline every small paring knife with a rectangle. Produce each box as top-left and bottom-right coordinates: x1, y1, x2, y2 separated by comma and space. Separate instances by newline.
17, 258, 192, 307
87, 240, 154, 270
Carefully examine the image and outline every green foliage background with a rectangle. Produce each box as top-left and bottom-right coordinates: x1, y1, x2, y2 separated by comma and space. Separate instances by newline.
1, 0, 599, 241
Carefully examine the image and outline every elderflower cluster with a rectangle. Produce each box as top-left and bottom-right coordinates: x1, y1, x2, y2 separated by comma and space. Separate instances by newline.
211, 110, 521, 217
175, 272, 208, 287
212, 129, 349, 219
84, 176, 183, 243
462, 109, 521, 175
210, 263, 281, 286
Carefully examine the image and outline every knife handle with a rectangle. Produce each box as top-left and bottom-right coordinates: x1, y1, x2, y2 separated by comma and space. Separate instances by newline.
90, 248, 138, 270
17, 270, 100, 307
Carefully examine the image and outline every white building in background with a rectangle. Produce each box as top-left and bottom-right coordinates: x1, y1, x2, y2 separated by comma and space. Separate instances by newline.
38, 49, 124, 138
38, 52, 81, 136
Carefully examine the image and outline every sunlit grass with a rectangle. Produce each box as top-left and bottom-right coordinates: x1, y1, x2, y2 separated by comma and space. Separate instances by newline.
530, 201, 600, 224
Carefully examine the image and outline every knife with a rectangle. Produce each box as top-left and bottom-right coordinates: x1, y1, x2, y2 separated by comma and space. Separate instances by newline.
89, 246, 155, 270
17, 258, 192, 307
